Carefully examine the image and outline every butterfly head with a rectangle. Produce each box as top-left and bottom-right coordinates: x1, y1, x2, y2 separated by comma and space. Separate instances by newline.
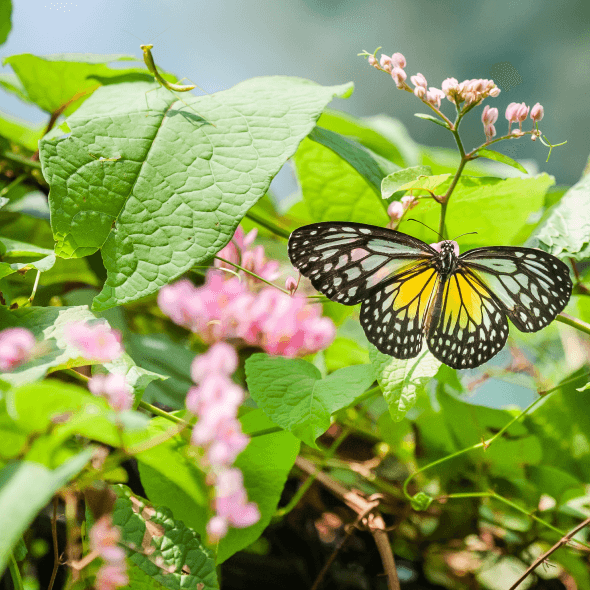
430, 240, 460, 275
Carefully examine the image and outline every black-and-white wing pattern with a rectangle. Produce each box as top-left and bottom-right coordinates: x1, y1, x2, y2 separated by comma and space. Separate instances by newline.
458, 247, 572, 332
287, 222, 572, 369
288, 222, 434, 305
426, 268, 508, 369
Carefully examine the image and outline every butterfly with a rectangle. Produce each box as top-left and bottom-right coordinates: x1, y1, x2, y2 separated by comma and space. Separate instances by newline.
288, 222, 572, 369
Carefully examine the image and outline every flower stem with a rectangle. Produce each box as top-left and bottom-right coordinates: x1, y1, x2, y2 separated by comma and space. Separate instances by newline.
556, 312, 590, 337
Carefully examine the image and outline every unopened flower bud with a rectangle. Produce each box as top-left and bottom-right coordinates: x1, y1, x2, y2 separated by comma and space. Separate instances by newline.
391, 67, 407, 87
481, 105, 498, 126
530, 102, 544, 122
426, 87, 445, 108
516, 102, 529, 122
387, 201, 404, 222
441, 77, 459, 95
390, 52, 406, 69
410, 73, 427, 89
368, 55, 378, 68
413, 86, 426, 99
379, 54, 392, 72
505, 102, 520, 126
285, 276, 298, 295
401, 195, 418, 210
484, 124, 496, 140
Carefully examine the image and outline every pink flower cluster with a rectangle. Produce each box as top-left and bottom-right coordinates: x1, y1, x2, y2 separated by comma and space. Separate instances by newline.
89, 515, 128, 590
65, 322, 123, 362
0, 327, 35, 371
89, 373, 134, 412
506, 102, 544, 136
365, 50, 500, 107
387, 195, 418, 227
158, 231, 335, 357
186, 343, 260, 541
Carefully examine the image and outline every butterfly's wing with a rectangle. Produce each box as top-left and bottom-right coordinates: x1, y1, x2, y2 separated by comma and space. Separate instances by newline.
459, 247, 572, 332
288, 222, 435, 305
359, 260, 440, 358
426, 268, 509, 369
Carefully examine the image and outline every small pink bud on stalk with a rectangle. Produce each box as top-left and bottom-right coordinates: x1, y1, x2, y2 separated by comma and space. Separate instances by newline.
401, 195, 418, 210
387, 201, 404, 223
516, 102, 530, 129
390, 52, 406, 69
505, 102, 520, 131
379, 54, 392, 72
481, 105, 498, 126
411, 73, 427, 98
285, 276, 298, 295
0, 328, 35, 371
391, 67, 407, 87
368, 55, 378, 68
530, 102, 544, 122
441, 77, 459, 102
426, 88, 445, 108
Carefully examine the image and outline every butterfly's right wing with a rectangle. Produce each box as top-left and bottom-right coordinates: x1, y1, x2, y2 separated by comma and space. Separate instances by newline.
288, 222, 435, 305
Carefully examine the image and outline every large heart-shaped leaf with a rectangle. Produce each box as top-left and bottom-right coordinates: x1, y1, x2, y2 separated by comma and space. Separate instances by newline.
39, 78, 352, 310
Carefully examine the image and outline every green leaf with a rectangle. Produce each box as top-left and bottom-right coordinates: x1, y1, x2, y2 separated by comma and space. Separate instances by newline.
111, 484, 219, 590
217, 409, 300, 563
318, 110, 420, 167
369, 344, 441, 421
0, 0, 11, 46
294, 136, 389, 225
0, 305, 158, 388
39, 78, 352, 311
0, 110, 44, 151
245, 354, 375, 447
414, 113, 450, 129
126, 334, 194, 409
0, 237, 55, 280
399, 174, 554, 249
381, 165, 433, 198
396, 173, 451, 193
476, 148, 528, 174
308, 126, 399, 196
324, 336, 370, 372
2, 53, 151, 115
530, 171, 590, 260
138, 410, 300, 565
0, 450, 93, 577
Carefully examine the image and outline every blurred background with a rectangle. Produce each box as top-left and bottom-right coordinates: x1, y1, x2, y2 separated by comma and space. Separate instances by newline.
2, 0, 589, 190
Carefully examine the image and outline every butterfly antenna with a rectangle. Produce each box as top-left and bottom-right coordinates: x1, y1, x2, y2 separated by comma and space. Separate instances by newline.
450, 231, 478, 241
406, 218, 442, 239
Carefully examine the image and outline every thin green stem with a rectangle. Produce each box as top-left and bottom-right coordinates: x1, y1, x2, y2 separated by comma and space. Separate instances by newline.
0, 173, 27, 198
245, 209, 291, 240
438, 157, 467, 238
556, 313, 590, 337
137, 401, 187, 425
62, 368, 89, 382
403, 387, 552, 501
26, 270, 41, 306
8, 553, 24, 590
215, 255, 291, 294
1, 151, 43, 169
274, 426, 351, 519
249, 426, 284, 438
440, 490, 590, 550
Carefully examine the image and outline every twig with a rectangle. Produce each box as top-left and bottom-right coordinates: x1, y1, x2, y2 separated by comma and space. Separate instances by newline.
297, 457, 400, 590
508, 516, 590, 590
48, 497, 60, 590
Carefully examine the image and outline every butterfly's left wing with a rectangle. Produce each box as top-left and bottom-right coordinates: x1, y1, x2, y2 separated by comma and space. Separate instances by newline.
288, 222, 435, 305
426, 268, 509, 369
459, 247, 572, 332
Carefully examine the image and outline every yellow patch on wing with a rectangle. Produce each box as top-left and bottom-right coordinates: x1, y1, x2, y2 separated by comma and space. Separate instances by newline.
394, 267, 438, 320
443, 273, 489, 327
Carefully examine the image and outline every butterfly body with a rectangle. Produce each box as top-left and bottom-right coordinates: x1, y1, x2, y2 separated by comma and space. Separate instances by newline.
288, 222, 572, 369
